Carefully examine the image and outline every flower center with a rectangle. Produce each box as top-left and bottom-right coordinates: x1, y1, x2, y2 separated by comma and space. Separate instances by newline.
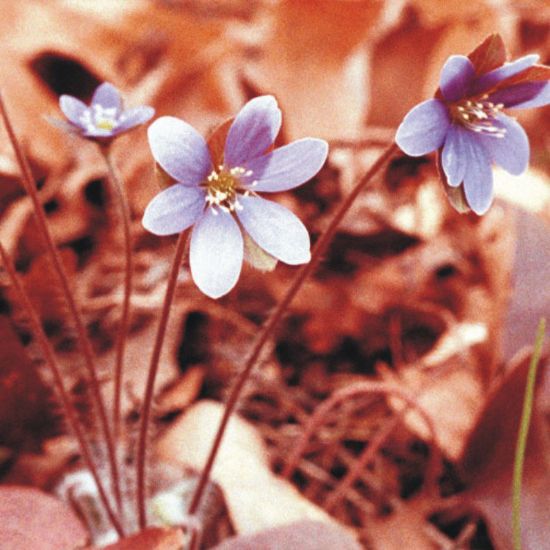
203, 166, 252, 212
80, 105, 118, 132
450, 98, 506, 137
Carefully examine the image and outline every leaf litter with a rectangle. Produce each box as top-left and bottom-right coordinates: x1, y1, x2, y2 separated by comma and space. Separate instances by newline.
0, 1, 548, 549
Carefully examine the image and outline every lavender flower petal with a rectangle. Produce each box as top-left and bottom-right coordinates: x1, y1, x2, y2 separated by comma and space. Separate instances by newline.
116, 106, 155, 131
501, 82, 550, 109
236, 195, 310, 265
462, 135, 494, 215
395, 99, 451, 156
478, 115, 529, 176
241, 138, 328, 192
91, 82, 122, 112
487, 81, 550, 109
142, 184, 205, 236
148, 116, 212, 186
59, 95, 88, 125
471, 54, 539, 95
190, 209, 243, 298
439, 55, 476, 102
441, 125, 467, 187
224, 96, 282, 167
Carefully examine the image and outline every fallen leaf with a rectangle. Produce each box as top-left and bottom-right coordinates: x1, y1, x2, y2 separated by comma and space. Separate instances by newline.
98, 527, 184, 550
156, 400, 350, 536
460, 350, 550, 550
0, 485, 89, 549
211, 520, 362, 550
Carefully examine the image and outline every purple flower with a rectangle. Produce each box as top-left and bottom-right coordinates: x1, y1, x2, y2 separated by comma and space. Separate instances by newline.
142, 95, 328, 298
396, 45, 550, 215
58, 82, 155, 141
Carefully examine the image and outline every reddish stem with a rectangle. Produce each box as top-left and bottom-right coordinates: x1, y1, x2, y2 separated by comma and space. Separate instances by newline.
0, 242, 124, 536
100, 147, 133, 446
0, 92, 121, 522
136, 231, 189, 528
188, 142, 399, 515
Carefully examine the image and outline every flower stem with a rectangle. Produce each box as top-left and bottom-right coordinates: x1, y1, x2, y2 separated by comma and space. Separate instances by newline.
512, 318, 546, 550
99, 146, 133, 445
188, 142, 399, 515
0, 92, 121, 523
0, 241, 124, 537
136, 231, 189, 528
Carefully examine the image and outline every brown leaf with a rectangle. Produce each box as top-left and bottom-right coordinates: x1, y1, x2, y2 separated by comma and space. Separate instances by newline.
460, 350, 550, 550
0, 317, 58, 450
156, 400, 348, 536
250, 0, 383, 140
212, 520, 362, 550
99, 527, 184, 550
0, 485, 89, 549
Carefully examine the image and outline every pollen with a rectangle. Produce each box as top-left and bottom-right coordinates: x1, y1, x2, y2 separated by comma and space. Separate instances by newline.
203, 166, 253, 212
450, 98, 506, 137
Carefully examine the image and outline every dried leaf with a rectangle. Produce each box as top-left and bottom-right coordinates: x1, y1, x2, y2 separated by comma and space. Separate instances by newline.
0, 485, 89, 549
212, 520, 361, 550
460, 350, 550, 550
98, 527, 184, 550
156, 400, 350, 536
250, 0, 383, 140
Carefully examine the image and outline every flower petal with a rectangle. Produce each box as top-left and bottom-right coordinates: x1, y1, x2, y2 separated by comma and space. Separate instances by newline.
224, 96, 282, 167
478, 114, 529, 176
499, 82, 550, 110
241, 138, 328, 192
91, 83, 122, 111
395, 99, 451, 156
461, 135, 494, 215
487, 81, 548, 108
236, 195, 310, 265
116, 106, 155, 131
441, 125, 467, 187
190, 209, 243, 298
148, 116, 212, 186
59, 95, 88, 126
471, 54, 539, 95
142, 184, 205, 236
439, 55, 476, 102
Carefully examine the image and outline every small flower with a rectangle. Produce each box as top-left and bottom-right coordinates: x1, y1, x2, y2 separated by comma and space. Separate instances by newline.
142, 95, 328, 298
58, 82, 155, 142
396, 35, 550, 215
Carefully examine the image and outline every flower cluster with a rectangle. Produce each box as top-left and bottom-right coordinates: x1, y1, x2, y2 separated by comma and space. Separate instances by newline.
396, 37, 550, 214
142, 95, 328, 298
59, 82, 155, 142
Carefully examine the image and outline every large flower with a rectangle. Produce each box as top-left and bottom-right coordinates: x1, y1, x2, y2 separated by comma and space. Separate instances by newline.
142, 95, 328, 298
396, 35, 550, 215
58, 82, 155, 141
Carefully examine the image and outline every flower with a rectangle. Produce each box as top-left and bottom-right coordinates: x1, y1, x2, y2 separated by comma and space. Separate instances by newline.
142, 95, 328, 298
396, 36, 550, 215
58, 82, 155, 142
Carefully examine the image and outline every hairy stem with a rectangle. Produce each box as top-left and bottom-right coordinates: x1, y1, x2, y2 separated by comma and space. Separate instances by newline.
0, 92, 121, 523
512, 318, 546, 550
99, 147, 133, 446
0, 242, 124, 536
136, 231, 189, 528
188, 142, 399, 515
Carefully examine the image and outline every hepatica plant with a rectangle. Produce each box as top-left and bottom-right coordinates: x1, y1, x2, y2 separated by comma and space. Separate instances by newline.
396, 34, 550, 214
58, 82, 155, 142
142, 95, 328, 298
